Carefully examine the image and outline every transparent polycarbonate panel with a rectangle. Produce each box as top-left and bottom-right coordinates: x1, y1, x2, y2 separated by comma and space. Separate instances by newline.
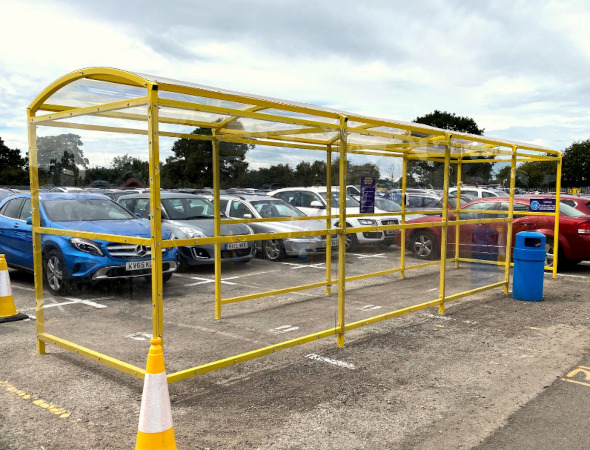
42, 78, 147, 110
158, 90, 255, 111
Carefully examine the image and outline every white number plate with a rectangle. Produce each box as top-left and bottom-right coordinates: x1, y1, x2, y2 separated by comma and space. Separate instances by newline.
225, 242, 248, 250
320, 239, 339, 248
385, 230, 396, 236
126, 260, 151, 271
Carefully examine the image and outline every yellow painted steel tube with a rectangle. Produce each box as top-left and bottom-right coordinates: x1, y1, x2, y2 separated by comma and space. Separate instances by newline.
504, 147, 517, 293
454, 161, 462, 268
147, 84, 164, 342
27, 110, 45, 355
553, 158, 562, 278
213, 131, 222, 319
326, 145, 332, 295
35, 228, 150, 245
167, 327, 339, 383
37, 333, 145, 379
221, 280, 335, 305
337, 115, 348, 348
438, 136, 451, 315
400, 156, 407, 279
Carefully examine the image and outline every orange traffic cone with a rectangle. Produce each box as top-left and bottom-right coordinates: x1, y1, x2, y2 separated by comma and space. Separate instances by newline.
0, 254, 28, 323
135, 337, 177, 450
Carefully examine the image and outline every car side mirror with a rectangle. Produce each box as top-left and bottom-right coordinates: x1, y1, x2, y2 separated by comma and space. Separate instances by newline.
310, 200, 325, 209
26, 217, 32, 225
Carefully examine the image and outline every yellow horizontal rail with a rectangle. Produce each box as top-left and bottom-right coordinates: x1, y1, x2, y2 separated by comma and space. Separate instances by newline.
37, 332, 145, 379
35, 227, 150, 245
30, 97, 148, 124
167, 327, 338, 383
221, 280, 336, 305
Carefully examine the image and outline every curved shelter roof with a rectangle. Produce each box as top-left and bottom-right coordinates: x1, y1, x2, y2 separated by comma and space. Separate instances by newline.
29, 67, 560, 162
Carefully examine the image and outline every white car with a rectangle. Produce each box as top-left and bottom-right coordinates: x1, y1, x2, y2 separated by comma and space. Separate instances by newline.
269, 187, 400, 251
448, 186, 509, 199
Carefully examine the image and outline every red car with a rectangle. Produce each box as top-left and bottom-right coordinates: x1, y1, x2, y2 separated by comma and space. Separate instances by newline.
399, 197, 590, 268
547, 195, 590, 215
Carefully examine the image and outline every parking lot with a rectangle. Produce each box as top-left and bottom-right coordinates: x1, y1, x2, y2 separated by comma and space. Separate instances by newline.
2, 246, 590, 449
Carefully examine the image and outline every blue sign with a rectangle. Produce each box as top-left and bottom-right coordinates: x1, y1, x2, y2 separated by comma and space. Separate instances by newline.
530, 198, 556, 212
360, 176, 376, 214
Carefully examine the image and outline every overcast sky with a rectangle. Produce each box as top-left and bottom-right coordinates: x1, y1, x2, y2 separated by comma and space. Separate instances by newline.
2, 0, 590, 175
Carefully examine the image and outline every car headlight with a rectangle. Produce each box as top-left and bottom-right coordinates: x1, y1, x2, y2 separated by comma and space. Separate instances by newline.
177, 226, 207, 239
358, 219, 377, 225
70, 238, 104, 256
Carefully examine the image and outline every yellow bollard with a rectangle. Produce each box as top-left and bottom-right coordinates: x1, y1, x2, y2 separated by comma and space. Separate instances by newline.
0, 254, 28, 323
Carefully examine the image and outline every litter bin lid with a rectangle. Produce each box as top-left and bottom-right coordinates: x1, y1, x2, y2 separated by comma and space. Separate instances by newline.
514, 231, 546, 249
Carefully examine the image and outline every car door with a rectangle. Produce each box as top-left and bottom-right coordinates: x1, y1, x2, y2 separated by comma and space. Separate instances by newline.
0, 197, 32, 268
455, 201, 501, 257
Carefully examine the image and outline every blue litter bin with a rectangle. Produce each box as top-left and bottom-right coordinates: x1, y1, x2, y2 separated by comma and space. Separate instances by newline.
513, 231, 546, 301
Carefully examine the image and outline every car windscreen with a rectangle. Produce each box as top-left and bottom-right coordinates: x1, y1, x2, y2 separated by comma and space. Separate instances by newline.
375, 198, 402, 211
559, 202, 587, 217
319, 192, 359, 208
162, 197, 215, 220
43, 198, 137, 221
250, 199, 305, 217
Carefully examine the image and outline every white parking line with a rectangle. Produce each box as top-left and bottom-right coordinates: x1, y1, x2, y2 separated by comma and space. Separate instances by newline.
359, 305, 382, 311
281, 262, 326, 269
306, 353, 356, 370
184, 276, 239, 286
22, 297, 110, 311
125, 332, 152, 341
268, 325, 300, 334
349, 253, 387, 259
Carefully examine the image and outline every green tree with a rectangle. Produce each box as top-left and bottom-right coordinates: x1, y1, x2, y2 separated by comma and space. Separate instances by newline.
162, 121, 252, 189
37, 134, 88, 186
0, 137, 28, 185
409, 110, 490, 187
517, 156, 558, 188
562, 139, 590, 187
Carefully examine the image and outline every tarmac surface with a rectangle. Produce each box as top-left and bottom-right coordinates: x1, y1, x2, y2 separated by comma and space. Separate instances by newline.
1, 247, 590, 449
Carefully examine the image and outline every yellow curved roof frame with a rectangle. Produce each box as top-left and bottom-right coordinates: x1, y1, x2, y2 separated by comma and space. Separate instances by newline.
28, 67, 151, 114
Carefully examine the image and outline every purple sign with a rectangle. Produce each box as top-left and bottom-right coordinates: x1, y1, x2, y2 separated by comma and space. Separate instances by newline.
360, 176, 376, 214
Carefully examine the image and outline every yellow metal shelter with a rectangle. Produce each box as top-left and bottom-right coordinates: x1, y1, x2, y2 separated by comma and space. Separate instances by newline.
27, 67, 562, 382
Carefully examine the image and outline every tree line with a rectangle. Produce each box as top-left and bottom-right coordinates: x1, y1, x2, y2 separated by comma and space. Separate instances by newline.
1, 111, 589, 190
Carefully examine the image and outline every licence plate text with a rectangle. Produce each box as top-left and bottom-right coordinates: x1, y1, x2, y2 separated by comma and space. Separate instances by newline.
126, 260, 151, 271
225, 242, 248, 250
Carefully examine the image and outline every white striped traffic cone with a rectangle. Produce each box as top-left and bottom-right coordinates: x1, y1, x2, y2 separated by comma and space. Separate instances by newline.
0, 254, 28, 323
135, 337, 177, 450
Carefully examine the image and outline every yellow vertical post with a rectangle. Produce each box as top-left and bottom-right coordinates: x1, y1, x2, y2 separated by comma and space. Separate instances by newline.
337, 116, 348, 348
213, 130, 222, 318
400, 156, 407, 279
504, 146, 517, 294
27, 109, 45, 354
438, 136, 452, 315
553, 156, 562, 279
325, 145, 332, 295
147, 83, 164, 342
454, 160, 462, 268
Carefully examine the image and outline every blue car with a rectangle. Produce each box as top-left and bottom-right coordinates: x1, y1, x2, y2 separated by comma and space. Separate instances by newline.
0, 192, 178, 294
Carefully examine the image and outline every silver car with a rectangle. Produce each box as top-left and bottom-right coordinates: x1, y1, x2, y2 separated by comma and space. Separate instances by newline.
218, 194, 336, 261
118, 192, 255, 270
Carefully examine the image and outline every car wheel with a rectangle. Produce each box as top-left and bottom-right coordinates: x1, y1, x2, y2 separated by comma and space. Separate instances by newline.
263, 239, 286, 261
545, 237, 568, 270
177, 254, 190, 272
43, 249, 70, 295
345, 233, 358, 252
410, 230, 439, 260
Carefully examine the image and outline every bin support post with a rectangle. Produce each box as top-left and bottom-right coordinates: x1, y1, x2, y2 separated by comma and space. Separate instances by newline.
147, 83, 164, 342
325, 144, 332, 296
213, 130, 222, 319
337, 116, 348, 347
438, 135, 451, 315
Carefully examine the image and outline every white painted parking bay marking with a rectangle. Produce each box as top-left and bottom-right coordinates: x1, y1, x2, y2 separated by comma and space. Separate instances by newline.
23, 297, 110, 311
306, 354, 356, 370
360, 305, 382, 311
349, 253, 387, 259
185, 276, 239, 286
282, 262, 326, 269
126, 332, 153, 341
268, 325, 300, 334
